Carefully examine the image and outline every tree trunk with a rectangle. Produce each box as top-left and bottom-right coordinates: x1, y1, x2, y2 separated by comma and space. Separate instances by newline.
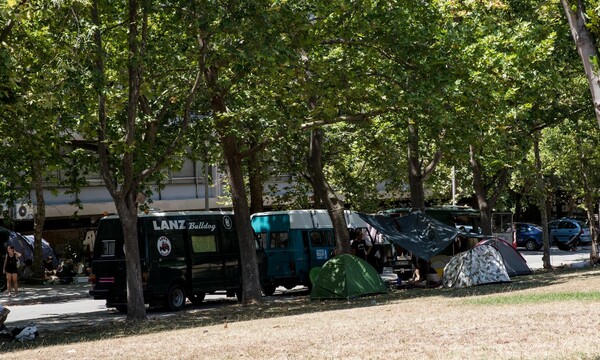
211, 91, 262, 304
114, 192, 147, 321
32, 159, 45, 280
114, 192, 146, 322
469, 145, 510, 236
407, 121, 443, 211
560, 0, 600, 130
577, 132, 600, 263
306, 128, 350, 255
478, 202, 493, 236
584, 190, 599, 264
248, 151, 264, 215
407, 122, 425, 210
534, 136, 552, 269
221, 134, 263, 304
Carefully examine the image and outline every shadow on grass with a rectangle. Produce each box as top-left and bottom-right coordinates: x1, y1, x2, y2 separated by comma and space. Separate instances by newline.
2, 266, 599, 353
390, 266, 600, 302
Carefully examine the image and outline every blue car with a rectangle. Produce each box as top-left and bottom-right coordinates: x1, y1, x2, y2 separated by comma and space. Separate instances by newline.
514, 222, 543, 251
548, 218, 588, 250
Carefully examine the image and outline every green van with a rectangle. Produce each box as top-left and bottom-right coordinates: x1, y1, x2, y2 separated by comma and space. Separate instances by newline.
89, 211, 263, 312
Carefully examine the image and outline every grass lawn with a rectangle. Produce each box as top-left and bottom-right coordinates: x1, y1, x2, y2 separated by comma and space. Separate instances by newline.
2, 266, 600, 359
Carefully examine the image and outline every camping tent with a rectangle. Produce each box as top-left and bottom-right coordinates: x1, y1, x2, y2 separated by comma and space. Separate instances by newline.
0, 228, 32, 263
310, 254, 387, 299
442, 244, 511, 288
0, 228, 60, 270
476, 238, 532, 277
357, 211, 459, 261
24, 235, 60, 269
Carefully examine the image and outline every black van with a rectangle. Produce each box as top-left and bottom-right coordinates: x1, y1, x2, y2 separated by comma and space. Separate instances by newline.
89, 211, 262, 312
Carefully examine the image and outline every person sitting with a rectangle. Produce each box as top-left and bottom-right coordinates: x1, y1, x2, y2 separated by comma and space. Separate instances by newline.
56, 261, 76, 284
410, 256, 432, 281
43, 256, 54, 272
0, 304, 10, 331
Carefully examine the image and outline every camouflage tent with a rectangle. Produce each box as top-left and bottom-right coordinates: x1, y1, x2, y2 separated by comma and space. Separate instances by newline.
476, 238, 531, 277
442, 244, 511, 288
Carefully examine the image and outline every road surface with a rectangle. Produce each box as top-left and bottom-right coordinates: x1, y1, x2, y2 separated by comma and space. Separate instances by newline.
519, 245, 592, 270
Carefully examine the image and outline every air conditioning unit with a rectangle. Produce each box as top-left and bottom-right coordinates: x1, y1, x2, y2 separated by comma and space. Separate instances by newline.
15, 203, 34, 220
0, 203, 8, 219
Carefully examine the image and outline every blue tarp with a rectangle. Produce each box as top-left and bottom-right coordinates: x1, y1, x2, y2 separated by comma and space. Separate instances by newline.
0, 227, 60, 269
357, 210, 460, 261
24, 235, 60, 269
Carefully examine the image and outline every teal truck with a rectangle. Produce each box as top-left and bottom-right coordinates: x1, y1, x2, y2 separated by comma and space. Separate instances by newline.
89, 211, 265, 312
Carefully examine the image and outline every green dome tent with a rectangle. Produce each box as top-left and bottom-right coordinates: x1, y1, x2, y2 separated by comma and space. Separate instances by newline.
310, 254, 387, 300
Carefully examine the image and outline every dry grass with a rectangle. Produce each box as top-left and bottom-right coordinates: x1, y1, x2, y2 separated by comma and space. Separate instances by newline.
3, 267, 600, 359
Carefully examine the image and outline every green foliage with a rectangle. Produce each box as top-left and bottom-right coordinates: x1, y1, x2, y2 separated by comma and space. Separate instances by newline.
0, 0, 597, 223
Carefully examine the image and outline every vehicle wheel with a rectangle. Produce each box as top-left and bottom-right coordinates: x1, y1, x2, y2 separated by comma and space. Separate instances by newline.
262, 284, 276, 296
165, 284, 186, 311
188, 293, 205, 306
525, 239, 538, 251
557, 243, 570, 251
115, 305, 128, 314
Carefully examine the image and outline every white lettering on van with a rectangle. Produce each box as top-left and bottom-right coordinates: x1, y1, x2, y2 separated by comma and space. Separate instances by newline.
188, 222, 217, 232
152, 220, 186, 230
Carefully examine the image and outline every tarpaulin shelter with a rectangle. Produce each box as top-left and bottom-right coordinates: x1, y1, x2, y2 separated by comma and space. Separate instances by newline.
310, 254, 387, 300
442, 244, 511, 288
476, 238, 532, 276
357, 211, 460, 261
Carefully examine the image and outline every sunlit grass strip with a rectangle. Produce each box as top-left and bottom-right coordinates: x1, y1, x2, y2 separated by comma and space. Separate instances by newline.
465, 291, 600, 305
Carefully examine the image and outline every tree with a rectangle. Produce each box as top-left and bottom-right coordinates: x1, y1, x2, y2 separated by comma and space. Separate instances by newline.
64, 0, 203, 320
183, 1, 317, 304
0, 1, 78, 280
560, 0, 600, 129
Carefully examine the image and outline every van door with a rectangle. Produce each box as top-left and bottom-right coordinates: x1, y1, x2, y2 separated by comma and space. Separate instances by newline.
187, 219, 223, 292
89, 218, 129, 306
148, 229, 187, 296
220, 220, 241, 290
307, 229, 334, 268
252, 214, 295, 285
265, 230, 293, 280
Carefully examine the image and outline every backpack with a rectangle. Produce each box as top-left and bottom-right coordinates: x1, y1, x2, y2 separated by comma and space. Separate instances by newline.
14, 323, 37, 342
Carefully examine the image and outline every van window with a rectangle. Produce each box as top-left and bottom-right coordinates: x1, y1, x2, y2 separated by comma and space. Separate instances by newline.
310, 230, 334, 247
191, 235, 217, 253
256, 232, 267, 249
270, 232, 289, 248
101, 240, 116, 257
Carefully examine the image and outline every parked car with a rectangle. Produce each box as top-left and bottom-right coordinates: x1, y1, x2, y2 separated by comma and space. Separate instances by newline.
548, 218, 589, 250
514, 222, 543, 251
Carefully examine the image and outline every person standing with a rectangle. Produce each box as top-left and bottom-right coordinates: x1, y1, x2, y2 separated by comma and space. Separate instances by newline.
351, 230, 370, 260
3, 246, 21, 297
